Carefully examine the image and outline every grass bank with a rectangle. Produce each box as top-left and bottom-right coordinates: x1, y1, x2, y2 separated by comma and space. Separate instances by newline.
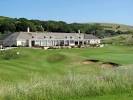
0, 46, 133, 99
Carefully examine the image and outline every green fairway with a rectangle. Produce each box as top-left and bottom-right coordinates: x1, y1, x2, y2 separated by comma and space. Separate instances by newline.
0, 45, 133, 100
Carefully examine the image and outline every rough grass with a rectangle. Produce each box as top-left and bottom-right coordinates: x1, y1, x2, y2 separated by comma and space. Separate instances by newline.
0, 49, 20, 60
0, 46, 133, 99
0, 66, 133, 100
102, 34, 133, 45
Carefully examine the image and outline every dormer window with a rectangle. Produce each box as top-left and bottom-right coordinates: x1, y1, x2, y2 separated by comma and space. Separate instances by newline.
49, 36, 52, 39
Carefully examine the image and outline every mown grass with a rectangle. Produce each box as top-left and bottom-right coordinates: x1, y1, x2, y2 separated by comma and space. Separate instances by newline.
0, 46, 133, 99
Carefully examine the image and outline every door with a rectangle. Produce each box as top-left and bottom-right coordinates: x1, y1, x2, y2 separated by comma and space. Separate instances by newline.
31, 41, 35, 47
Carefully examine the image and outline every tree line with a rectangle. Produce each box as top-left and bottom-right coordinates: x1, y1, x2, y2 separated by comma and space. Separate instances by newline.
0, 16, 132, 38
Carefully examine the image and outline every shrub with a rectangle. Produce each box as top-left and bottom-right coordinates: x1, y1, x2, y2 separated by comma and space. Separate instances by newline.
0, 50, 20, 60
11, 45, 17, 47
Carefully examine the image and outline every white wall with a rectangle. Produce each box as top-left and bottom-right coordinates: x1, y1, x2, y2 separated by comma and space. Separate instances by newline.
17, 40, 28, 46
90, 39, 101, 44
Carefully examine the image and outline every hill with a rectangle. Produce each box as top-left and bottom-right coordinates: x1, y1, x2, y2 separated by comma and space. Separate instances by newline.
102, 34, 133, 45
0, 16, 133, 38
0, 16, 10, 20
99, 23, 133, 32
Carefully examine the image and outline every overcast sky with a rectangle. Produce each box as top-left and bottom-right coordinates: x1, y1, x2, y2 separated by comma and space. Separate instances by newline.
0, 0, 133, 25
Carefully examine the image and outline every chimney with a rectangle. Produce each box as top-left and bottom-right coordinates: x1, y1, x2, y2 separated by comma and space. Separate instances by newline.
78, 30, 81, 34
41, 25, 44, 32
27, 27, 30, 33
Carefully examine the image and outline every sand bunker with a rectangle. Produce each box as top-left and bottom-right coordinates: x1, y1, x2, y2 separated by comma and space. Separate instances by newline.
101, 62, 120, 68
83, 59, 120, 68
82, 59, 100, 64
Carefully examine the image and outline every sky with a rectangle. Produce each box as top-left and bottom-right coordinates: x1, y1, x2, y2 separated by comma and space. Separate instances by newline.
0, 0, 133, 25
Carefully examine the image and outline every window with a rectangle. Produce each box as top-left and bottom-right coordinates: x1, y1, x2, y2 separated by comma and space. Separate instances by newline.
44, 36, 46, 38
32, 36, 34, 38
49, 36, 52, 39
70, 36, 72, 39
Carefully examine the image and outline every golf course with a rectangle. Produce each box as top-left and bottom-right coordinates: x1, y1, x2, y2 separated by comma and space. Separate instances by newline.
0, 45, 133, 100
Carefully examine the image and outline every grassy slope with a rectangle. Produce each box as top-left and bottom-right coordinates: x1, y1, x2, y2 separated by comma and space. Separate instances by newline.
102, 34, 133, 45
99, 23, 133, 32
0, 46, 133, 99
0, 16, 133, 32
0, 16, 10, 20
0, 46, 133, 81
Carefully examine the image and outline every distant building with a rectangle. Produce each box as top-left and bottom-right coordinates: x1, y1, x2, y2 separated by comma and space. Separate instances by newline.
0, 32, 100, 47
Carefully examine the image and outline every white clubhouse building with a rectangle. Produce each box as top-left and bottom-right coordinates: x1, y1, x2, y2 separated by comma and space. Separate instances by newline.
0, 32, 100, 48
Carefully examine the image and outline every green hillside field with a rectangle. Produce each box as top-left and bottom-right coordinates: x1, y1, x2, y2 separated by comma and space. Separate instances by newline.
0, 46, 133, 100
102, 34, 133, 45
99, 23, 133, 32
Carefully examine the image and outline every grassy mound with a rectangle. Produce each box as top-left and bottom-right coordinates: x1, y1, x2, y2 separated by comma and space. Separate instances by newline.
46, 53, 66, 63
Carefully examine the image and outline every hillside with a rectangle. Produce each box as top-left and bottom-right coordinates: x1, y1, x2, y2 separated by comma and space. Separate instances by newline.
0, 16, 10, 20
99, 23, 133, 32
0, 16, 132, 32
85, 22, 133, 32
102, 34, 133, 45
0, 16, 133, 38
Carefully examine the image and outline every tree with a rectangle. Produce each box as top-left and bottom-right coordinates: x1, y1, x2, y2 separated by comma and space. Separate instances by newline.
0, 23, 16, 33
85, 24, 102, 36
36, 26, 44, 32
0, 16, 131, 38
16, 20, 36, 32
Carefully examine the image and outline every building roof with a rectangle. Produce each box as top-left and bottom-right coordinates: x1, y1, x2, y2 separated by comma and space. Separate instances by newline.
2, 32, 100, 41
0, 33, 12, 40
3, 32, 21, 41
16, 32, 31, 40
84, 34, 99, 39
